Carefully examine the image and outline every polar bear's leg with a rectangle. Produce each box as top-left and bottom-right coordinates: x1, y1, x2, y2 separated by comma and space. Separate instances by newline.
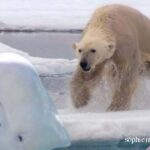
71, 79, 90, 108
107, 54, 139, 111
107, 73, 138, 111
70, 70, 91, 108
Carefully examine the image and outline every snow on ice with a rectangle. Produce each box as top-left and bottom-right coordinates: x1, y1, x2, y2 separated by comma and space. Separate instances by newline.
0, 42, 77, 76
0, 42, 150, 142
0, 0, 150, 31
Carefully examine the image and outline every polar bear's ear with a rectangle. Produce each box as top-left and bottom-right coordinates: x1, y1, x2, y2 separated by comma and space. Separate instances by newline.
73, 43, 78, 49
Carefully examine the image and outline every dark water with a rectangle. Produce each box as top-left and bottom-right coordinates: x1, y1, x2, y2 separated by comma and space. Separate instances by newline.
55, 139, 150, 150
0, 32, 80, 59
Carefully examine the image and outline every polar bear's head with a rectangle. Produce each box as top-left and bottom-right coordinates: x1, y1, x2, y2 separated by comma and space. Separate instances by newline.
73, 37, 116, 72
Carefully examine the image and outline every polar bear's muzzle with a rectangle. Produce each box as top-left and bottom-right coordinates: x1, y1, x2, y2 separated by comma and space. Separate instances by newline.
80, 60, 91, 71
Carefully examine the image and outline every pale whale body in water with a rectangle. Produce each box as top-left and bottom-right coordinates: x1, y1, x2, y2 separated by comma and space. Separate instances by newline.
0, 53, 70, 150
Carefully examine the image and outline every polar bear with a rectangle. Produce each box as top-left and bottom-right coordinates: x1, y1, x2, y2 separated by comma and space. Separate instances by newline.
70, 4, 150, 111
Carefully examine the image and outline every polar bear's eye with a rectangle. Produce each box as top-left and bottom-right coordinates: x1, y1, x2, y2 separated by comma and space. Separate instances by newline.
108, 44, 114, 49
91, 49, 96, 53
78, 49, 82, 53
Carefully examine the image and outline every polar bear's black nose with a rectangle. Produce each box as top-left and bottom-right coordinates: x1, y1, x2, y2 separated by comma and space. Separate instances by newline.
80, 61, 90, 71
80, 61, 87, 68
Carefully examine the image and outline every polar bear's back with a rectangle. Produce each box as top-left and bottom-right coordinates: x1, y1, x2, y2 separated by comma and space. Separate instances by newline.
84, 4, 150, 54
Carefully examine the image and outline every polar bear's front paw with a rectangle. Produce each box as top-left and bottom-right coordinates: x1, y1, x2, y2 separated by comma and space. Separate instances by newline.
74, 98, 89, 108
72, 87, 90, 108
106, 103, 128, 112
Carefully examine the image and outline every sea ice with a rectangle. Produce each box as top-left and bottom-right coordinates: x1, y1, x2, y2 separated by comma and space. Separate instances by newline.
0, 53, 70, 150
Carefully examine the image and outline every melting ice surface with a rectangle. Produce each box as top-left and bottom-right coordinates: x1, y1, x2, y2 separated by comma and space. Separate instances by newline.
0, 53, 70, 150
